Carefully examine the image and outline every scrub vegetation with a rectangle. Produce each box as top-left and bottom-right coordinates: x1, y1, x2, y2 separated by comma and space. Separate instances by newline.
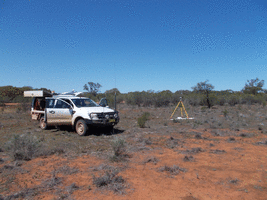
1, 78, 267, 110
0, 78, 267, 199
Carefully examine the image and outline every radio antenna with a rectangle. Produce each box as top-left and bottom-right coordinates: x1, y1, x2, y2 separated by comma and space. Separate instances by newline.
114, 63, 117, 112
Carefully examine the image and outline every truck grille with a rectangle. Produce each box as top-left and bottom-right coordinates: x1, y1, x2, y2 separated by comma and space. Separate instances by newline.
97, 113, 115, 119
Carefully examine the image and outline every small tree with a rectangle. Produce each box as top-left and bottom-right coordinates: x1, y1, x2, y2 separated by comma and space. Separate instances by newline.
83, 82, 102, 96
192, 80, 214, 108
242, 78, 264, 95
105, 88, 120, 94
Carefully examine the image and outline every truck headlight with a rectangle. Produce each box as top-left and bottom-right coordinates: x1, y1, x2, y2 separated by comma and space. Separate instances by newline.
90, 113, 98, 119
114, 113, 118, 118
105, 114, 110, 119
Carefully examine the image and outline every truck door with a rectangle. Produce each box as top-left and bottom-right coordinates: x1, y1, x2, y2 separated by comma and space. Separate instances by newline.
46, 99, 73, 125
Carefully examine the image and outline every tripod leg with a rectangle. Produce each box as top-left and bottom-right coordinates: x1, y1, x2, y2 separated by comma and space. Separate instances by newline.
170, 102, 181, 118
181, 101, 189, 118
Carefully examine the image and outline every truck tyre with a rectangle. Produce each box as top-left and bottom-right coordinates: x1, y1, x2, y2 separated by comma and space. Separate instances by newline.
76, 119, 88, 136
40, 116, 48, 130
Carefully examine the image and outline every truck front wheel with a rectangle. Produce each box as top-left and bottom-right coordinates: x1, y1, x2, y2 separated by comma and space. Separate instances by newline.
75, 119, 88, 136
40, 116, 48, 130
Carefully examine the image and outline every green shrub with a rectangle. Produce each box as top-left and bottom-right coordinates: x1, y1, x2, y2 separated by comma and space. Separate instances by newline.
110, 138, 128, 162
223, 109, 228, 117
152, 91, 171, 107
201, 106, 207, 112
187, 95, 200, 106
16, 106, 22, 113
240, 94, 262, 105
112, 139, 126, 157
125, 92, 143, 107
218, 96, 227, 106
228, 95, 241, 106
137, 112, 150, 128
208, 94, 218, 107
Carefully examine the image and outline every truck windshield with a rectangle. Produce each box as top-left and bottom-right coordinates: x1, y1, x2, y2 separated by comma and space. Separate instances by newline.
71, 98, 99, 108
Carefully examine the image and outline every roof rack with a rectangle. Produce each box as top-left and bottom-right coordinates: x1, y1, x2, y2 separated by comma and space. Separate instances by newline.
52, 91, 83, 98
60, 90, 82, 96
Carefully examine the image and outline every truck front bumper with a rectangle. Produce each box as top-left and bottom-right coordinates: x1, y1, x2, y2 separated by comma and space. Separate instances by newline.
84, 118, 119, 126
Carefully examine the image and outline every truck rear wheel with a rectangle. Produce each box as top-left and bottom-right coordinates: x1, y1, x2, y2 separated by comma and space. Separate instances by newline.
76, 119, 88, 136
40, 116, 48, 130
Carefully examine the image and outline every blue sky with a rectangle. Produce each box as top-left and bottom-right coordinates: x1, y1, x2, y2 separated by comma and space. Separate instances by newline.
1, 0, 267, 93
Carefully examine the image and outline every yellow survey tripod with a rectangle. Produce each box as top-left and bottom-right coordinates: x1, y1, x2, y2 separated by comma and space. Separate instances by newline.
170, 97, 189, 119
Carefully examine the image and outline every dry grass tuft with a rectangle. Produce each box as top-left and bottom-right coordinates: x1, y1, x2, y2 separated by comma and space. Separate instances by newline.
93, 169, 127, 194
158, 165, 186, 176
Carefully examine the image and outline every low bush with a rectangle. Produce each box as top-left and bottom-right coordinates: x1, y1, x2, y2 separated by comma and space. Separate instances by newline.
16, 102, 30, 113
208, 93, 218, 107
142, 156, 159, 165
65, 183, 79, 195
183, 155, 194, 162
223, 109, 228, 117
229, 178, 239, 184
166, 137, 182, 149
6, 134, 41, 161
43, 171, 62, 189
218, 96, 227, 106
56, 166, 79, 175
93, 170, 126, 194
228, 95, 241, 106
201, 106, 207, 112
112, 139, 126, 157
158, 165, 186, 175
2, 171, 62, 199
187, 94, 203, 106
110, 138, 128, 162
137, 112, 150, 128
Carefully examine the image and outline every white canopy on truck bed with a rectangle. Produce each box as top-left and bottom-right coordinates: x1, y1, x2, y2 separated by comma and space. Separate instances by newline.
24, 90, 52, 97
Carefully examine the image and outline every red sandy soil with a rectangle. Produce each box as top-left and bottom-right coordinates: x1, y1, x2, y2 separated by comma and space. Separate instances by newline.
2, 129, 267, 200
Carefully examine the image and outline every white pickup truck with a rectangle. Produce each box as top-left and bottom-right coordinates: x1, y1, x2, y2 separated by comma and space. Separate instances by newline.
24, 90, 119, 136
